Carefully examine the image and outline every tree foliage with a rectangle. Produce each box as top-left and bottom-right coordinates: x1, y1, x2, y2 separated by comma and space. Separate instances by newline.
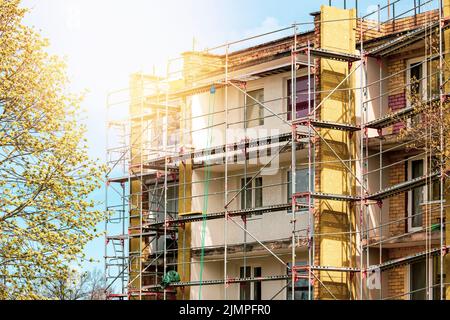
0, 0, 105, 299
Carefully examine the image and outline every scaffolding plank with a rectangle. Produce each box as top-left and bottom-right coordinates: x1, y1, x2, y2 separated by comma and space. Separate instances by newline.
365, 106, 416, 129
145, 132, 295, 167
367, 20, 449, 57
310, 265, 360, 272
145, 203, 294, 228
296, 47, 360, 62
366, 96, 440, 130
294, 191, 360, 202
368, 246, 449, 272
366, 172, 439, 201
294, 118, 360, 132
107, 170, 179, 184
142, 274, 290, 290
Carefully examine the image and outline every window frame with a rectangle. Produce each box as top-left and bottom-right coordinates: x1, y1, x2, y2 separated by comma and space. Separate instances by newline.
239, 265, 262, 300
240, 177, 263, 210
406, 57, 428, 129
407, 256, 443, 300
287, 75, 314, 121
406, 57, 428, 104
245, 88, 265, 128
407, 158, 425, 232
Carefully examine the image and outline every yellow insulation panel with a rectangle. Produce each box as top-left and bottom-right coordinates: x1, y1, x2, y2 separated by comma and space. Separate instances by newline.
317, 5, 357, 300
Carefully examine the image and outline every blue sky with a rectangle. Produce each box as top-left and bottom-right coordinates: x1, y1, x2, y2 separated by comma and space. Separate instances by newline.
19, 0, 436, 273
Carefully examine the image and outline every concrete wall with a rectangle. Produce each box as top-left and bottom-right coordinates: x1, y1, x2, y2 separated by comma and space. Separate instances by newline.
190, 252, 308, 300
190, 162, 309, 248
188, 68, 310, 151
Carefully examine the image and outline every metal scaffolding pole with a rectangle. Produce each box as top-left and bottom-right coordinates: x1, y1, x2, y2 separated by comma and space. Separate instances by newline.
359, 13, 365, 300
224, 44, 229, 300
307, 40, 313, 301
438, 0, 445, 301
290, 26, 298, 301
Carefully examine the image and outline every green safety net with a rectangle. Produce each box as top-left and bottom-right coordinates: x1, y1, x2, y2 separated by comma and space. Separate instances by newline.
431, 223, 441, 232
198, 85, 216, 298
161, 270, 181, 289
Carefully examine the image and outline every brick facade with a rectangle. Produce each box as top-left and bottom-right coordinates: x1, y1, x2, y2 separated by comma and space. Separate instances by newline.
386, 57, 407, 134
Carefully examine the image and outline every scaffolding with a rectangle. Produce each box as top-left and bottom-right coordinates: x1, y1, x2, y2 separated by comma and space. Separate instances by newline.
104, 0, 450, 300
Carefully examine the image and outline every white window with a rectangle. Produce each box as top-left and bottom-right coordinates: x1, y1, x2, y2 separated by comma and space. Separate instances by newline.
407, 57, 428, 102
407, 57, 427, 128
407, 157, 440, 232
239, 266, 262, 300
245, 89, 264, 128
407, 159, 424, 232
287, 168, 312, 213
240, 177, 263, 210
408, 256, 443, 300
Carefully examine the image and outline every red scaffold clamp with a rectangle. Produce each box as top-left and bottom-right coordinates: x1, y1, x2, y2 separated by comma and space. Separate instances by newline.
362, 269, 368, 280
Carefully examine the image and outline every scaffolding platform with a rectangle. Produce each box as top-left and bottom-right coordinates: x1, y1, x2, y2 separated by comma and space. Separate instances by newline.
296, 46, 361, 62
145, 203, 294, 228
294, 118, 360, 132
143, 274, 290, 290
144, 132, 296, 168
293, 191, 360, 202
310, 265, 361, 272
367, 20, 447, 57
365, 106, 417, 130
369, 246, 449, 272
366, 172, 439, 201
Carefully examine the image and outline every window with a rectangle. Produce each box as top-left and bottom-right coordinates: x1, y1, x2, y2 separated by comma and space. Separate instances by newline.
408, 159, 424, 231
253, 267, 262, 300
407, 58, 428, 126
255, 178, 262, 208
287, 262, 311, 300
245, 89, 264, 128
149, 183, 178, 220
239, 266, 251, 300
428, 156, 441, 202
239, 266, 262, 300
167, 184, 178, 215
407, 57, 429, 102
432, 256, 445, 300
410, 259, 427, 300
409, 61, 425, 98
409, 256, 445, 300
407, 157, 440, 232
429, 179, 441, 202
240, 177, 263, 210
287, 76, 314, 121
287, 168, 312, 213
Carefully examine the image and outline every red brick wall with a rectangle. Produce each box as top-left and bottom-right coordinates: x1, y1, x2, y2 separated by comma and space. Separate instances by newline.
386, 57, 407, 134
388, 93, 407, 133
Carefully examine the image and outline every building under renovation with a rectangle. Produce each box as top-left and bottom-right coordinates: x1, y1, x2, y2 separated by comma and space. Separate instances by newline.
105, 0, 450, 300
